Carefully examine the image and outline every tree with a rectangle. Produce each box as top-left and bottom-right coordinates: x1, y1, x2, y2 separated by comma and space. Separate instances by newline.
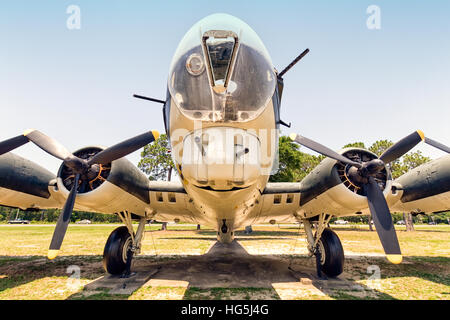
138, 133, 174, 231
138, 133, 175, 181
399, 150, 431, 231
270, 136, 302, 182
270, 136, 323, 182
368, 139, 406, 178
343, 142, 366, 149
400, 150, 430, 178
368, 139, 393, 157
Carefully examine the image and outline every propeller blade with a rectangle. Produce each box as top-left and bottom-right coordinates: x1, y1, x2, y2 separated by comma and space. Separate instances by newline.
48, 174, 80, 259
24, 129, 74, 161
0, 135, 29, 155
365, 177, 402, 264
88, 130, 159, 165
424, 137, 450, 154
289, 133, 362, 168
379, 130, 424, 163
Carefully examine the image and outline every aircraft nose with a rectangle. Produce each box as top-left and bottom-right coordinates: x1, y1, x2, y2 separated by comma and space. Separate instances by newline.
181, 127, 262, 190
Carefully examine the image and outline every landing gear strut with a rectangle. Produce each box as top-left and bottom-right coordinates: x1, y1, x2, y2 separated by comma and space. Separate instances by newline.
303, 214, 344, 278
217, 219, 234, 243
314, 243, 323, 278
103, 211, 147, 277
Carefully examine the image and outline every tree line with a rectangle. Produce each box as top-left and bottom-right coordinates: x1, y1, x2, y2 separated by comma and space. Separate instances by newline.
0, 206, 120, 223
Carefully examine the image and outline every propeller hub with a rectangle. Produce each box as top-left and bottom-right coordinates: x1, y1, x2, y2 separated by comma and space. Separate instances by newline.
358, 159, 385, 178
63, 156, 89, 174
59, 147, 111, 194
346, 166, 368, 186
338, 149, 388, 195
346, 159, 386, 188
84, 163, 101, 180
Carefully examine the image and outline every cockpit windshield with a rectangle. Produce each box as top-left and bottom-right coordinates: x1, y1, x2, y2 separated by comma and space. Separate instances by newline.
168, 14, 276, 122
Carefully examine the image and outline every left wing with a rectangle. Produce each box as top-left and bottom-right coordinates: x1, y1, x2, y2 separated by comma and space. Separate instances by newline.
255, 154, 450, 223
0, 153, 65, 210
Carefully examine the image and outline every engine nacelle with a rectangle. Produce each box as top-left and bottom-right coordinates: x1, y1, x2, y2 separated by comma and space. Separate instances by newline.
387, 154, 450, 214
56, 146, 151, 215
297, 148, 392, 218
0, 153, 63, 210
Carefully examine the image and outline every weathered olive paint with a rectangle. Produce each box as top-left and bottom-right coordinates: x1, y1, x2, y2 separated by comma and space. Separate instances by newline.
298, 157, 342, 206
262, 182, 302, 194
0, 153, 55, 198
396, 155, 450, 203
107, 157, 151, 204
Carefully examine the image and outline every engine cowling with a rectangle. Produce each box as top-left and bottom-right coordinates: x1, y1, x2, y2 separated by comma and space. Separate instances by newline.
0, 153, 62, 210
298, 148, 392, 217
387, 154, 450, 214
56, 146, 151, 215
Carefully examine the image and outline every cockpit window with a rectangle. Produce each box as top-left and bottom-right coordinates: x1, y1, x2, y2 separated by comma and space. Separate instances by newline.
168, 14, 276, 122
205, 36, 234, 86
202, 30, 238, 89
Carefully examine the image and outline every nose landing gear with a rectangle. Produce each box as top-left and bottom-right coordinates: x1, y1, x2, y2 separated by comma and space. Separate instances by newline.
217, 219, 234, 243
221, 219, 228, 234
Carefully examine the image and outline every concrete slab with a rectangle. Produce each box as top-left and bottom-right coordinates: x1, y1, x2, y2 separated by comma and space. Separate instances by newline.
84, 266, 161, 295
288, 267, 365, 291
80, 240, 369, 297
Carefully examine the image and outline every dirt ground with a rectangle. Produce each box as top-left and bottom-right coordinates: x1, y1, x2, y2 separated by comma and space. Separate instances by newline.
0, 224, 448, 300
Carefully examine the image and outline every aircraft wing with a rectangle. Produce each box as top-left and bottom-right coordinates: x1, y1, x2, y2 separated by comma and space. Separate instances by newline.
387, 154, 450, 214
145, 180, 199, 223
254, 179, 371, 225
0, 153, 65, 210
253, 182, 303, 224
0, 152, 197, 223
255, 154, 450, 224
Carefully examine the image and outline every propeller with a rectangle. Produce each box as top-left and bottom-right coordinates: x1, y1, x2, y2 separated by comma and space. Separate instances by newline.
0, 129, 160, 259
364, 177, 401, 263
290, 130, 450, 264
379, 130, 450, 163
48, 173, 80, 259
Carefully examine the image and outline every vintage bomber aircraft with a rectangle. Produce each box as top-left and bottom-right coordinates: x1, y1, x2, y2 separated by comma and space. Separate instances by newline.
0, 14, 449, 278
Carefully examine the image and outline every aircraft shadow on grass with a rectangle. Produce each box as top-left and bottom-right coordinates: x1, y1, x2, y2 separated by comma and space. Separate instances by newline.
0, 240, 447, 300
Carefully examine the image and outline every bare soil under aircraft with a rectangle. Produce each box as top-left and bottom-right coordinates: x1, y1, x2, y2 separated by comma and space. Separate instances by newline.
0, 224, 447, 300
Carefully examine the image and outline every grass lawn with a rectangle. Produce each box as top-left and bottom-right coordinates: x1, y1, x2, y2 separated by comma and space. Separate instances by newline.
0, 224, 448, 300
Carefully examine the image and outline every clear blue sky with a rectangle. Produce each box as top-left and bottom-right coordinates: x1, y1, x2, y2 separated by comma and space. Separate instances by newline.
1, 0, 449, 173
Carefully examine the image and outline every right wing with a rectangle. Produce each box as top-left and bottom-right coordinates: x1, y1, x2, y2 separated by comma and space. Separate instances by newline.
387, 154, 450, 214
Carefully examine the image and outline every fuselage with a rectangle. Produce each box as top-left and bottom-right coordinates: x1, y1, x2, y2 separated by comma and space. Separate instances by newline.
163, 14, 282, 234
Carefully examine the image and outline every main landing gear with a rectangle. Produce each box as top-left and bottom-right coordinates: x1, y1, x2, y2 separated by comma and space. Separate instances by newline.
303, 214, 344, 278
103, 211, 147, 277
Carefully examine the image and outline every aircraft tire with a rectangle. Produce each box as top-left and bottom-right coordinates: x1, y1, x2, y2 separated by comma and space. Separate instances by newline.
102, 226, 132, 275
318, 228, 344, 277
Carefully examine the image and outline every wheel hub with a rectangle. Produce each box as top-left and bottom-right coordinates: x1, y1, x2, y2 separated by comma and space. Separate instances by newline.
121, 237, 132, 264
317, 240, 326, 265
